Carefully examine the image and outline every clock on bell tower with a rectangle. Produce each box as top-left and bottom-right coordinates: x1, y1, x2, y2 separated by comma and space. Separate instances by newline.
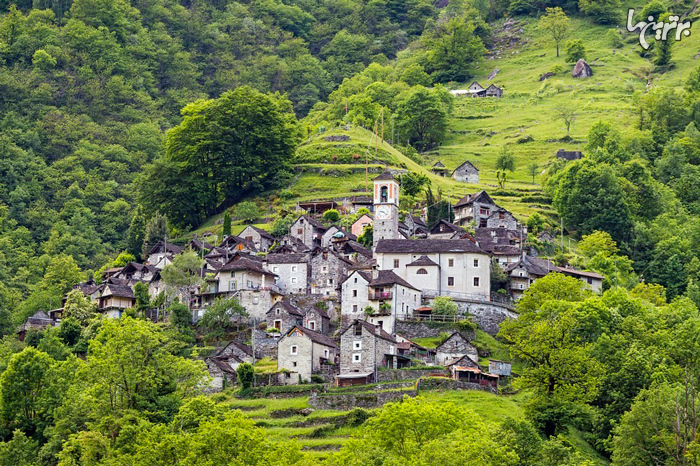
373, 169, 400, 242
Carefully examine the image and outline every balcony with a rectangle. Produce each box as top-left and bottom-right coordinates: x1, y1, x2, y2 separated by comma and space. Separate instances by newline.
369, 291, 393, 300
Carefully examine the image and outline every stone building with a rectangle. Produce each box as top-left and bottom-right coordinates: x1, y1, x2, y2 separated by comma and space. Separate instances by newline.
453, 191, 499, 228
303, 306, 331, 334
309, 247, 352, 297
265, 253, 309, 294
97, 284, 135, 318
17, 311, 57, 341
336, 320, 400, 386
451, 161, 480, 184
321, 226, 356, 248
435, 332, 479, 366
374, 239, 491, 299
485, 208, 519, 230
507, 255, 558, 300
217, 255, 277, 293
475, 228, 523, 267
428, 219, 466, 239
266, 300, 303, 333
290, 215, 327, 249
556, 149, 583, 161
277, 325, 338, 384
239, 225, 275, 252
205, 341, 254, 391
145, 241, 183, 268
485, 84, 503, 97
430, 161, 449, 177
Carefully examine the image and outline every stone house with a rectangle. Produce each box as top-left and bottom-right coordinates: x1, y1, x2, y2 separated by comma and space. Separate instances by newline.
351, 214, 373, 237
17, 311, 57, 341
335, 240, 373, 263
336, 320, 399, 386
272, 235, 308, 254
404, 214, 429, 238
475, 228, 523, 267
395, 334, 435, 364
188, 238, 214, 253
451, 161, 480, 184
485, 84, 503, 97
114, 262, 158, 283
507, 255, 558, 300
309, 247, 352, 297
557, 267, 604, 294
240, 225, 275, 252
266, 300, 303, 333
430, 161, 449, 177
277, 325, 338, 384
435, 332, 479, 366
265, 253, 309, 295
428, 219, 466, 239
303, 306, 331, 334
453, 191, 499, 228
467, 81, 486, 96
374, 239, 491, 299
446, 354, 481, 379
217, 255, 277, 293
98, 284, 135, 318
205, 341, 254, 391
340, 270, 421, 333
489, 359, 512, 377
145, 241, 183, 268
556, 149, 583, 161
290, 215, 327, 249
485, 208, 519, 230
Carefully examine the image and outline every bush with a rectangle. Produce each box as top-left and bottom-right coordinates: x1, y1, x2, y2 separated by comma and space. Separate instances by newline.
565, 39, 586, 64
237, 363, 254, 390
345, 408, 373, 426
310, 374, 326, 383
607, 28, 623, 48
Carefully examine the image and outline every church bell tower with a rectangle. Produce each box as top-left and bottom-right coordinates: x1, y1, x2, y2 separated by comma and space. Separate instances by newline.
373, 169, 400, 242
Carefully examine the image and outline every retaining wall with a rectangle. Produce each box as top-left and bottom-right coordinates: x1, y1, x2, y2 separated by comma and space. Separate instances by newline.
309, 389, 417, 410
376, 368, 447, 382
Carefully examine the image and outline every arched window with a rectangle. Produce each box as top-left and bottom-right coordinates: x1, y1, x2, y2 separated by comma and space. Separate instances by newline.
380, 185, 388, 202
416, 268, 428, 275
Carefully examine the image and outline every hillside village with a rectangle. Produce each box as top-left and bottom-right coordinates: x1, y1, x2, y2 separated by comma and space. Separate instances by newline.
23, 169, 602, 396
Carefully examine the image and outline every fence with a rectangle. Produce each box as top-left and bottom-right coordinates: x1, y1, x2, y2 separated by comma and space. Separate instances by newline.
421, 289, 514, 309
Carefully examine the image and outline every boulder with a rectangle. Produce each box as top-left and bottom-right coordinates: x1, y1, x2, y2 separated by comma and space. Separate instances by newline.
487, 68, 500, 80
539, 72, 554, 81
572, 59, 592, 78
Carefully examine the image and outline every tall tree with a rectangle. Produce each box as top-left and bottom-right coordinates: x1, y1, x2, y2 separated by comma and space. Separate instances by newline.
538, 7, 570, 58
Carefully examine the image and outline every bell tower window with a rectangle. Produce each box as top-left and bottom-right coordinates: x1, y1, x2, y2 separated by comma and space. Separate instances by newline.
380, 186, 388, 203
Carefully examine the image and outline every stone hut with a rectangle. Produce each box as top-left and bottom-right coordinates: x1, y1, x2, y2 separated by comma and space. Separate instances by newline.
451, 161, 480, 184
435, 332, 479, 366
556, 149, 583, 161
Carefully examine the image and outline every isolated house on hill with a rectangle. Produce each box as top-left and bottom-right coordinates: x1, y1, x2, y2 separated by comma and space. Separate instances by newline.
431, 161, 449, 177
436, 332, 479, 366
17, 311, 57, 341
452, 161, 479, 184
485, 84, 503, 97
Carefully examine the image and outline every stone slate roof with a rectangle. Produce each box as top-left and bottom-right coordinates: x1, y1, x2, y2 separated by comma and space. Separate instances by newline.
375, 239, 487, 255
102, 284, 134, 299
189, 239, 214, 250
243, 225, 275, 240
305, 306, 330, 319
297, 215, 326, 230
558, 267, 604, 279
369, 270, 419, 290
507, 255, 557, 277
287, 325, 338, 348
374, 169, 395, 181
454, 190, 496, 208
214, 340, 254, 358
146, 241, 183, 256
268, 300, 304, 317
266, 253, 308, 264
341, 319, 396, 343
406, 255, 439, 267
432, 161, 445, 168
220, 256, 275, 275
451, 160, 479, 176
429, 219, 466, 234
18, 311, 56, 333
435, 332, 470, 351
342, 240, 372, 258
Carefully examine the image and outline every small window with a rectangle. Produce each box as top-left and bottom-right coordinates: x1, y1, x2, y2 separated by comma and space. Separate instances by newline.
448, 259, 454, 267
291, 265, 297, 272
474, 277, 480, 287
322, 266, 328, 273
292, 361, 297, 367
291, 345, 298, 355
328, 279, 334, 285
324, 349, 329, 358
417, 268, 428, 275
353, 341, 362, 350
291, 277, 297, 284
587, 277, 593, 284
309, 321, 316, 330
354, 323, 362, 335
393, 259, 399, 268
353, 305, 358, 312
353, 290, 357, 297
474, 259, 479, 267
354, 277, 358, 283
353, 353, 362, 362
297, 228, 303, 235
448, 277, 455, 286
272, 266, 278, 273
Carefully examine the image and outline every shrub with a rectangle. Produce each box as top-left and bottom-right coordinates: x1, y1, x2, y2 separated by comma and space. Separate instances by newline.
237, 363, 254, 390
565, 39, 586, 64
345, 408, 373, 426
310, 374, 325, 383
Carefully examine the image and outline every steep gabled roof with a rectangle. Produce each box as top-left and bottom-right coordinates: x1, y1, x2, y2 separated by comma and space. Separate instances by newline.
214, 340, 254, 358
285, 325, 338, 348
374, 169, 395, 181
369, 270, 419, 291
429, 219, 466, 235
432, 161, 445, 168
294, 215, 326, 231
454, 191, 497, 208
242, 225, 275, 240
343, 269, 372, 285
146, 241, 183, 256
220, 256, 275, 275
375, 239, 487, 255
507, 255, 557, 277
340, 319, 396, 343
435, 332, 471, 351
102, 284, 134, 299
268, 300, 304, 317
451, 160, 479, 176
342, 240, 373, 258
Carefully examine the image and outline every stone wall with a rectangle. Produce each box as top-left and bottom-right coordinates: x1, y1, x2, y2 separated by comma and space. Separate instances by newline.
421, 299, 517, 335
417, 377, 498, 394
309, 389, 417, 410
377, 368, 447, 382
395, 321, 459, 339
